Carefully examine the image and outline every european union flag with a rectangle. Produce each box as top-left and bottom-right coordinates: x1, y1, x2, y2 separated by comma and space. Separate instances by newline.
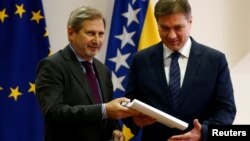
0, 0, 50, 141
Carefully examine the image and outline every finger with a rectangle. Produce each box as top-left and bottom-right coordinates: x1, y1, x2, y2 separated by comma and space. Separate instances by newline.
193, 119, 201, 129
118, 97, 131, 102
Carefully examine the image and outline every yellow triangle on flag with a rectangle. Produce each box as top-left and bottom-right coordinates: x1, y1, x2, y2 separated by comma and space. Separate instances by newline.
138, 0, 160, 51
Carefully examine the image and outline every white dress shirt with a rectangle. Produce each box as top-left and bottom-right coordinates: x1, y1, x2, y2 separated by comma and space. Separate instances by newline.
163, 38, 191, 87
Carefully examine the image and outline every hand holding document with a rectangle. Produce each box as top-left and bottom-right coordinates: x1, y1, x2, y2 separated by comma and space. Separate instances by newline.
121, 99, 188, 130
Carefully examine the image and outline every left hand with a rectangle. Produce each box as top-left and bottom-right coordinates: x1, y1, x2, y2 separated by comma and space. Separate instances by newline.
112, 129, 125, 141
167, 119, 202, 141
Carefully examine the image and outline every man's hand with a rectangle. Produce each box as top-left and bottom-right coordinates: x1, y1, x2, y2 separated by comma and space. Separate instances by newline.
133, 113, 156, 127
106, 97, 139, 119
167, 119, 202, 141
112, 129, 125, 141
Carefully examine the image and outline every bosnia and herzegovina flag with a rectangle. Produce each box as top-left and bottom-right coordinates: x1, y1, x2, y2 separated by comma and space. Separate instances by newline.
0, 0, 50, 141
105, 0, 160, 140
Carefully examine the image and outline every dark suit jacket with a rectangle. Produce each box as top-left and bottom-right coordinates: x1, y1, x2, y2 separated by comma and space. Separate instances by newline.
123, 38, 236, 141
35, 45, 119, 141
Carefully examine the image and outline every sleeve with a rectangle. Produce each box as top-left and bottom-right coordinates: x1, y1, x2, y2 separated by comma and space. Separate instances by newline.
201, 53, 236, 141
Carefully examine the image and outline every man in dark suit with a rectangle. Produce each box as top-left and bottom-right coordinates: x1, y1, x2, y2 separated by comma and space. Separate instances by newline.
123, 0, 236, 141
35, 6, 136, 141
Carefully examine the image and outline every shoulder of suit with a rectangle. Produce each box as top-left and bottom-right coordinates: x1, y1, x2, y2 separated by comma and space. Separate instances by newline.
191, 38, 224, 56
197, 44, 224, 56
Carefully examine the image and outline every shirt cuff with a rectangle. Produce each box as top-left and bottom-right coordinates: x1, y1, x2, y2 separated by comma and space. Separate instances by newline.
102, 103, 108, 119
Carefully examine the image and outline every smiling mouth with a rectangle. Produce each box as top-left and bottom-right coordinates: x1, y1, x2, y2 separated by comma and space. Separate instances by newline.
88, 46, 99, 49
168, 41, 178, 45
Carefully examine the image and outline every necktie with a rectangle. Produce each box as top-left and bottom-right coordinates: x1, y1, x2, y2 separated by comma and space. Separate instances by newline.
82, 61, 102, 103
169, 52, 181, 109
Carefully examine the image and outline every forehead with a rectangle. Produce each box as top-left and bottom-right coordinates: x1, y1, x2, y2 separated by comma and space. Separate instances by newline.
157, 13, 188, 25
81, 18, 105, 31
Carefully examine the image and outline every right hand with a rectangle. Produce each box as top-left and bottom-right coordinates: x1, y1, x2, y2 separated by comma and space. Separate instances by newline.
105, 97, 139, 119
132, 113, 156, 127
167, 119, 201, 141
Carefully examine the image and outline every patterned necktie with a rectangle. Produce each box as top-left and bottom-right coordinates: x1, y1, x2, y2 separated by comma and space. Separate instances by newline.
169, 52, 181, 109
82, 61, 102, 103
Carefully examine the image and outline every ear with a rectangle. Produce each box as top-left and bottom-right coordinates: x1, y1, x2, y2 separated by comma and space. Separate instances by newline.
189, 16, 193, 24
67, 26, 75, 40
68, 26, 75, 35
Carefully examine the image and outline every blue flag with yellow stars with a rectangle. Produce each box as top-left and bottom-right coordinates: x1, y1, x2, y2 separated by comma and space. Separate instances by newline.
0, 0, 50, 141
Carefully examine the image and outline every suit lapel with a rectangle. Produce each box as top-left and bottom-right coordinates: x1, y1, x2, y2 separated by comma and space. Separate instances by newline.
61, 46, 96, 104
178, 39, 202, 111
150, 43, 173, 107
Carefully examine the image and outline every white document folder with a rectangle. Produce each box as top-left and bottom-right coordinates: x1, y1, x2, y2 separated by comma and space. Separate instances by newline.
121, 99, 188, 130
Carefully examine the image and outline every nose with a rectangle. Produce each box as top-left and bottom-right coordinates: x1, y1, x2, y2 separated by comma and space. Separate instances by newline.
91, 32, 104, 46
167, 29, 177, 39
94, 34, 100, 41
92, 34, 100, 44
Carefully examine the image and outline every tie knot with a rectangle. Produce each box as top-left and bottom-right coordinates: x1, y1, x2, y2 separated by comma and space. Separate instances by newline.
82, 61, 92, 72
171, 52, 181, 59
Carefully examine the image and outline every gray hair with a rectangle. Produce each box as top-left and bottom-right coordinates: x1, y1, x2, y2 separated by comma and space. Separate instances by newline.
67, 6, 105, 32
154, 0, 191, 21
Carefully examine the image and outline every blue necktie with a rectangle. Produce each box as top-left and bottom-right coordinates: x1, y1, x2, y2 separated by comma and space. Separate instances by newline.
82, 61, 102, 103
169, 52, 181, 109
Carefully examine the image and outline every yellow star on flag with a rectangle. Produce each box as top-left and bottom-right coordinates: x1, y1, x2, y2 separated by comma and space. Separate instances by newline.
122, 125, 134, 141
0, 86, 3, 91
8, 86, 22, 101
44, 27, 49, 37
28, 82, 36, 94
15, 4, 26, 18
0, 8, 8, 23
31, 10, 44, 24
48, 48, 52, 56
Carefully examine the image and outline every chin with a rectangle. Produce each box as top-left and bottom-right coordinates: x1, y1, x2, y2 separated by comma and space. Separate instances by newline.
87, 51, 98, 58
